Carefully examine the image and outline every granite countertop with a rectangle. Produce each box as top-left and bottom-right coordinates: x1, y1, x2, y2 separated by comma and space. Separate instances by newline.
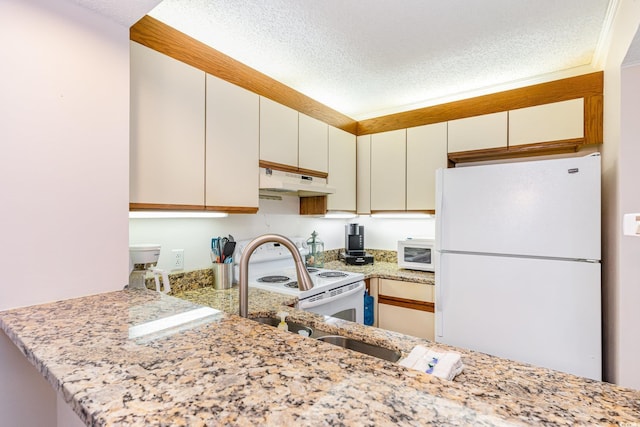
323, 260, 435, 285
2, 288, 640, 426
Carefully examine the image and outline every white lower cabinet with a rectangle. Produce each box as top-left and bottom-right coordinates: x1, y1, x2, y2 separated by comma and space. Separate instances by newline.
376, 278, 435, 340
205, 74, 259, 210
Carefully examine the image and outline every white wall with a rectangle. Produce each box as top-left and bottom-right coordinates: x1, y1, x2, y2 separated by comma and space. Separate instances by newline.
0, 0, 132, 424
130, 195, 436, 271
601, 0, 640, 389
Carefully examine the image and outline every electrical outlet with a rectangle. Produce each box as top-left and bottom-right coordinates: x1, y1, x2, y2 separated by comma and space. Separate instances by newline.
172, 249, 184, 270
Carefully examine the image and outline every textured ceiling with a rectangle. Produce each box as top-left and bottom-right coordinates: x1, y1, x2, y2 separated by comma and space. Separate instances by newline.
144, 1, 613, 120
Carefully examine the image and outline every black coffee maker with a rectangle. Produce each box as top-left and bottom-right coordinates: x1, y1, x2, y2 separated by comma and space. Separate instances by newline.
343, 223, 374, 265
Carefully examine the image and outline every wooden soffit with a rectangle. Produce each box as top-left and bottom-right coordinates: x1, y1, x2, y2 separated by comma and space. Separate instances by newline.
357, 72, 603, 136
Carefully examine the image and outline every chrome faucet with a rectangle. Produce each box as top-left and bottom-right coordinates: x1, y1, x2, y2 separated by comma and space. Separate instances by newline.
238, 234, 314, 318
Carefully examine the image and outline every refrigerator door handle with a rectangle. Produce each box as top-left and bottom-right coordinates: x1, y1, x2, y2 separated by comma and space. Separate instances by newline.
435, 168, 444, 338
435, 250, 443, 338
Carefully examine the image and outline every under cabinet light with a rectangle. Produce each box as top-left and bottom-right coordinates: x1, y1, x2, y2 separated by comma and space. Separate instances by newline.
129, 211, 229, 219
370, 213, 434, 219
324, 212, 358, 219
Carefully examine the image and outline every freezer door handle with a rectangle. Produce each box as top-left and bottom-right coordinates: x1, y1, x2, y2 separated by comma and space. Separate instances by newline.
435, 274, 443, 337
435, 168, 444, 252
434, 249, 443, 338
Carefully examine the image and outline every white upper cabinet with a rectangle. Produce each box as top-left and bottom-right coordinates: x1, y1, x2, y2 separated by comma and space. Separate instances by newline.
448, 111, 508, 153
299, 113, 328, 173
205, 74, 259, 209
130, 41, 205, 206
406, 122, 448, 211
371, 129, 406, 211
327, 126, 356, 211
508, 98, 584, 146
259, 97, 298, 167
356, 135, 371, 214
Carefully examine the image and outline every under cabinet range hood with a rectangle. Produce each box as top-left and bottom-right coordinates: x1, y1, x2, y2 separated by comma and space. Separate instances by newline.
259, 168, 336, 196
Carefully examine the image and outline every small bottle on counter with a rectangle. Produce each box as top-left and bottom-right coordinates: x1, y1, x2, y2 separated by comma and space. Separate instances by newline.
305, 230, 324, 268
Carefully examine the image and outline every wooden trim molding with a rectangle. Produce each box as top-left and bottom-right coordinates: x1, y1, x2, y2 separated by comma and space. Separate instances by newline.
297, 167, 329, 180
129, 203, 205, 211
357, 72, 603, 136
370, 210, 435, 214
131, 15, 357, 134
129, 203, 258, 214
205, 206, 258, 214
448, 139, 583, 165
259, 160, 328, 179
584, 94, 603, 145
378, 295, 435, 313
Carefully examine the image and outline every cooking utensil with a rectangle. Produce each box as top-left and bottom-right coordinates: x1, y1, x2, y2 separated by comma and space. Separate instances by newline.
222, 241, 236, 263
218, 237, 228, 262
211, 237, 223, 263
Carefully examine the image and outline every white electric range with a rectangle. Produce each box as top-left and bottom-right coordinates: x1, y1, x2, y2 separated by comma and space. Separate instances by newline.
234, 237, 365, 324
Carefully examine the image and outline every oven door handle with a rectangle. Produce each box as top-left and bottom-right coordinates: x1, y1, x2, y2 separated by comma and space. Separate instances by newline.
297, 281, 365, 309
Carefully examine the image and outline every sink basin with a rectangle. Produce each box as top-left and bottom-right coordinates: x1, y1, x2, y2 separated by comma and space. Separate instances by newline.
251, 316, 313, 337
250, 316, 402, 362
317, 335, 402, 362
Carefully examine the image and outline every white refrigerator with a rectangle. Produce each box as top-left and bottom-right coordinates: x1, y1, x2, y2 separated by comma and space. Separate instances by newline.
435, 153, 602, 380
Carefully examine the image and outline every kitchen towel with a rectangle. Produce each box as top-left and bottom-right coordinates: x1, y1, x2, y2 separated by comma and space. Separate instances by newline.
398, 345, 464, 381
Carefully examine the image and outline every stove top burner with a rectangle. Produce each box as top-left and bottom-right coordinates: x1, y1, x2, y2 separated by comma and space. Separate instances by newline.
257, 275, 291, 283
317, 271, 348, 278
284, 281, 298, 288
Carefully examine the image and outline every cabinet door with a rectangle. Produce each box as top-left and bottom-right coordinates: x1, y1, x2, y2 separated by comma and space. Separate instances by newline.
356, 135, 371, 214
378, 304, 435, 340
130, 42, 205, 206
448, 111, 507, 153
508, 98, 584, 146
299, 113, 328, 173
406, 123, 448, 211
205, 74, 259, 209
327, 126, 356, 211
259, 97, 298, 167
378, 279, 435, 340
370, 129, 406, 211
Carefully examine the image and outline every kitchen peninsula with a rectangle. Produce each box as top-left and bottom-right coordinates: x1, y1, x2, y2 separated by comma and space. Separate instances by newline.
1, 288, 639, 426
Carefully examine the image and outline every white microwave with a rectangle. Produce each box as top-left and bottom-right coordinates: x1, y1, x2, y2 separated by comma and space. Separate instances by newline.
397, 239, 435, 272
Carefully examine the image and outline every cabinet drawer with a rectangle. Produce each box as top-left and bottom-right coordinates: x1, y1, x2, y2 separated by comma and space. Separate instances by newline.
378, 279, 433, 303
